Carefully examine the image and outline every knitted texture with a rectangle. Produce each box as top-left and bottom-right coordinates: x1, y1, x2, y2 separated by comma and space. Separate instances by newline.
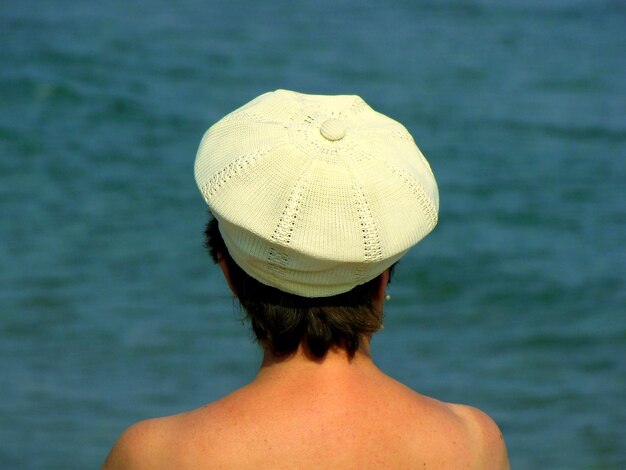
194, 89, 439, 297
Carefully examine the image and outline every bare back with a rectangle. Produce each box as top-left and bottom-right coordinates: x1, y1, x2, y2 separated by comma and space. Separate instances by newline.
104, 357, 509, 469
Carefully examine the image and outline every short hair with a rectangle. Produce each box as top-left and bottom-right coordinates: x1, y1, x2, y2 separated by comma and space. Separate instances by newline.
204, 215, 394, 359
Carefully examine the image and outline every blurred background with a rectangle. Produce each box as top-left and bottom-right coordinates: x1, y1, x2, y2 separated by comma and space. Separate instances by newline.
1, 0, 624, 468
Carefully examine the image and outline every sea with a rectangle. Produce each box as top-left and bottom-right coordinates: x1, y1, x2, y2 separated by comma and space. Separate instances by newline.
1, 0, 624, 468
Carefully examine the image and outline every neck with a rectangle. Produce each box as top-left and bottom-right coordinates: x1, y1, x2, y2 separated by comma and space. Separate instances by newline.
255, 337, 377, 383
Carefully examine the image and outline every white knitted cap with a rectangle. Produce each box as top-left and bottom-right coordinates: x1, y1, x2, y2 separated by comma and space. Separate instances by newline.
194, 89, 439, 297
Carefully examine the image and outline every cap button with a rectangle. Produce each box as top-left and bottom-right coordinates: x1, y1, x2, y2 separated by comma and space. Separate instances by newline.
320, 119, 346, 141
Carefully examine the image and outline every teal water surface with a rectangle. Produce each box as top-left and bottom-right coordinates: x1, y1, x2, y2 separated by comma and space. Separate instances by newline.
1, 0, 625, 468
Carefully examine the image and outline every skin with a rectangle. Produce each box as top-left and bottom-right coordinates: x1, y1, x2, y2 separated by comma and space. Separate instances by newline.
103, 267, 510, 470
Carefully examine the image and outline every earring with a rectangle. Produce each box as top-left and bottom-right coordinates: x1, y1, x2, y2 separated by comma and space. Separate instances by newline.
385, 294, 391, 301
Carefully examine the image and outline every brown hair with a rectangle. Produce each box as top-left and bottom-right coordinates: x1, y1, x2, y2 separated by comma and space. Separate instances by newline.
204, 215, 393, 359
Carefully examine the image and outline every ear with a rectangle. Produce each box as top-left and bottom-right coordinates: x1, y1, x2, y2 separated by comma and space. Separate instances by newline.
373, 269, 390, 305
217, 255, 238, 297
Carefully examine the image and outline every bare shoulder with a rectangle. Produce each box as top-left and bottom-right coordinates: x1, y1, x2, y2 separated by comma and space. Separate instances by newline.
102, 415, 180, 470
448, 403, 510, 470
382, 379, 509, 469
102, 403, 228, 470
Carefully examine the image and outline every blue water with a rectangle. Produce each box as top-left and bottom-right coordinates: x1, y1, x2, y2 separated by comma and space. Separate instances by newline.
1, 0, 625, 468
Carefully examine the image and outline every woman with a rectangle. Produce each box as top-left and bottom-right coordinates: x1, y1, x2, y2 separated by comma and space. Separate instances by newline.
104, 89, 509, 469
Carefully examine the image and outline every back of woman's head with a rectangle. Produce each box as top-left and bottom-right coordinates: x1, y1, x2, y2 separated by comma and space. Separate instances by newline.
205, 216, 391, 359
195, 90, 438, 358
